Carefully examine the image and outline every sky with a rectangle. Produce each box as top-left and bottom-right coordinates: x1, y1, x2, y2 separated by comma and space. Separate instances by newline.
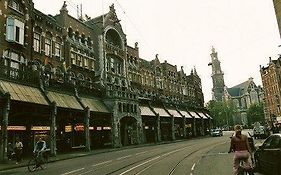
33, 0, 281, 103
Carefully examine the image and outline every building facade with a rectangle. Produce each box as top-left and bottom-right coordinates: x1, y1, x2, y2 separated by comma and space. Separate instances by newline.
260, 57, 281, 126
0, 1, 211, 161
224, 78, 264, 126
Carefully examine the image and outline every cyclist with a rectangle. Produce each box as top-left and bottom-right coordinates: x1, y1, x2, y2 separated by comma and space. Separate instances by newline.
33, 137, 47, 167
228, 125, 253, 175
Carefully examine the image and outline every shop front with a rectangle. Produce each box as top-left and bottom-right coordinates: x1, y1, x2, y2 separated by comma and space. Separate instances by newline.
180, 110, 193, 138
47, 90, 85, 152
189, 111, 202, 136
153, 107, 172, 141
80, 97, 112, 149
140, 106, 157, 143
0, 80, 50, 159
168, 109, 184, 140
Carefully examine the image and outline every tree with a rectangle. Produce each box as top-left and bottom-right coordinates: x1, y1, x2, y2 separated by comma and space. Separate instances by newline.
246, 103, 265, 125
207, 100, 235, 128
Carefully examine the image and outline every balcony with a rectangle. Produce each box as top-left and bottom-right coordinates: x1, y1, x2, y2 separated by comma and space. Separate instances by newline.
106, 88, 137, 100
105, 42, 125, 57
0, 64, 39, 86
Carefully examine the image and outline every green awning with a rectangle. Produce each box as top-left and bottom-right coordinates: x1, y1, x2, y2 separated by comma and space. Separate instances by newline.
0, 80, 48, 105
81, 97, 110, 113
47, 91, 83, 110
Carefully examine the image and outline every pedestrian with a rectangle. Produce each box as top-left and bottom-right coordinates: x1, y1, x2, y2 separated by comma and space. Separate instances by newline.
15, 138, 23, 164
228, 125, 253, 175
7, 142, 14, 160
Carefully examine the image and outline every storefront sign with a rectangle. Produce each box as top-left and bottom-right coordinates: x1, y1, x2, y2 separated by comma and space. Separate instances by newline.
103, 127, 111, 130
89, 127, 94, 130
74, 124, 84, 131
31, 126, 50, 131
65, 125, 72, 132
96, 127, 102, 131
0, 126, 26, 131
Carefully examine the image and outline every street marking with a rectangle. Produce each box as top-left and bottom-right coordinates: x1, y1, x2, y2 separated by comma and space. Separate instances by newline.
119, 156, 161, 175
136, 151, 148, 155
190, 163, 196, 175
61, 168, 85, 175
117, 155, 132, 160
78, 170, 93, 175
92, 160, 113, 167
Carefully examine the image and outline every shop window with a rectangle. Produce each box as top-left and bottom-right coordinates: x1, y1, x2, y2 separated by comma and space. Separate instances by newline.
6, 17, 24, 45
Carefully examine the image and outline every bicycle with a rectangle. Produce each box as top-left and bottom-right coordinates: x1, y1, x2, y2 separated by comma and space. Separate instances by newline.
27, 150, 49, 172
237, 157, 255, 175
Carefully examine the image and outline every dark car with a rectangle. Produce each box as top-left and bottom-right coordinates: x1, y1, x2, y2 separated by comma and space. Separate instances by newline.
254, 134, 281, 175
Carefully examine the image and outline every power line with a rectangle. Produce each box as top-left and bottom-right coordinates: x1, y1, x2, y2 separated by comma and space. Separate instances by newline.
113, 0, 154, 58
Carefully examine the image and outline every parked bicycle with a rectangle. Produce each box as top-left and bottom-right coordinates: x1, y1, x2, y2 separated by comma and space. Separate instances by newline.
27, 150, 49, 172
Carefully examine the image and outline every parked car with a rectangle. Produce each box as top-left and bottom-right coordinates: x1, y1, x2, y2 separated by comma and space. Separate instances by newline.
210, 128, 223, 137
253, 122, 270, 139
254, 134, 281, 175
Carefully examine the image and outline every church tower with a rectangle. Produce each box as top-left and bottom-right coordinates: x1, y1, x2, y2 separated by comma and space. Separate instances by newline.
209, 46, 225, 101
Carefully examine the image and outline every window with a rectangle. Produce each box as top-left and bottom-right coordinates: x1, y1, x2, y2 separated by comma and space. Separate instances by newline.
3, 50, 26, 78
6, 17, 24, 45
54, 42, 61, 57
84, 58, 88, 68
71, 53, 76, 65
8, 0, 23, 13
33, 33, 40, 52
45, 38, 51, 56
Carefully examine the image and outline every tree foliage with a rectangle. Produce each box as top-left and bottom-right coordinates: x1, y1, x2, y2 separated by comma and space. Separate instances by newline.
246, 103, 265, 125
207, 100, 237, 128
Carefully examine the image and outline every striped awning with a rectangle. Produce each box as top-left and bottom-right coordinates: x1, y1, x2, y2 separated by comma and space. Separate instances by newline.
180, 111, 193, 119
47, 91, 83, 110
140, 106, 155, 116
0, 80, 48, 105
197, 112, 208, 119
167, 109, 182, 118
189, 111, 201, 119
81, 97, 109, 113
204, 112, 213, 119
153, 107, 170, 117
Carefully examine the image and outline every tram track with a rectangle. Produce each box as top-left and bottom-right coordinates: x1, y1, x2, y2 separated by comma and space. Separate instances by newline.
104, 138, 226, 175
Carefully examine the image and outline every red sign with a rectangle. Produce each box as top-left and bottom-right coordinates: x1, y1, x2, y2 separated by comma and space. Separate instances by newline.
74, 124, 84, 131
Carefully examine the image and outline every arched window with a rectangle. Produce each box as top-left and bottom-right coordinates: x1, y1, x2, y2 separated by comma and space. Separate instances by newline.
68, 71, 76, 85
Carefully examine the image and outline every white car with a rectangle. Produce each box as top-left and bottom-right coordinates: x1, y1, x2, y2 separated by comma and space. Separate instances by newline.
210, 129, 223, 137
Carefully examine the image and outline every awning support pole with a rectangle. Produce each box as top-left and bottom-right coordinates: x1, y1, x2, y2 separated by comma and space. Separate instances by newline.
84, 107, 90, 151
50, 102, 57, 156
0, 93, 10, 162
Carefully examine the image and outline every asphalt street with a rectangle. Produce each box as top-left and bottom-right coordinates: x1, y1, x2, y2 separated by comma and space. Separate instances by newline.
0, 131, 264, 175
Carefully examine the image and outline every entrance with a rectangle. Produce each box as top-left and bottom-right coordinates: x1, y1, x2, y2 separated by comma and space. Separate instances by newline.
120, 116, 137, 146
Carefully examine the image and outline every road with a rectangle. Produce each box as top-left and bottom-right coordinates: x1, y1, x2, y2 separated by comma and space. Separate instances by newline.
1, 131, 263, 175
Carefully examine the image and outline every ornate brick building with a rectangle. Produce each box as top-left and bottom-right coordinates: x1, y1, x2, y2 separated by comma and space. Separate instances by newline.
260, 57, 281, 126
0, 1, 211, 161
